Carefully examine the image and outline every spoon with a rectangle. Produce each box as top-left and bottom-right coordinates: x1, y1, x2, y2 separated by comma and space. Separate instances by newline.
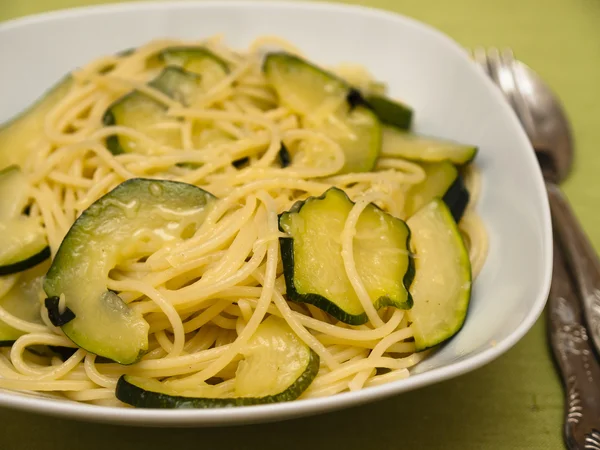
474, 48, 600, 354
474, 48, 600, 450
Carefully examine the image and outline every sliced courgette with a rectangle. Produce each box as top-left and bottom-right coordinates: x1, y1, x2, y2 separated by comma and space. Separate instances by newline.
442, 175, 470, 223
381, 125, 477, 165
279, 187, 413, 325
116, 316, 319, 408
103, 65, 208, 154
264, 53, 381, 174
347, 89, 413, 131
192, 127, 235, 151
0, 166, 49, 275
148, 66, 204, 106
158, 46, 229, 91
0, 76, 73, 170
43, 179, 216, 364
232, 156, 250, 168
104, 49, 229, 155
264, 53, 349, 116
0, 265, 46, 345
364, 94, 413, 131
278, 143, 291, 168
103, 90, 179, 155
406, 199, 471, 350
404, 162, 458, 218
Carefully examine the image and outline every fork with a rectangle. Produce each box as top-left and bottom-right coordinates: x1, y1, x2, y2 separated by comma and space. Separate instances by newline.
472, 47, 600, 450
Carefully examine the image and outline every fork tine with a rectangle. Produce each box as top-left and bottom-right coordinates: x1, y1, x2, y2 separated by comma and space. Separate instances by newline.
502, 50, 539, 141
495, 48, 519, 112
472, 47, 491, 76
485, 47, 503, 88
476, 47, 539, 143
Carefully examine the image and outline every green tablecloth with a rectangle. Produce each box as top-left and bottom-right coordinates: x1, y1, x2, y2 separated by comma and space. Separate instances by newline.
2, 0, 600, 448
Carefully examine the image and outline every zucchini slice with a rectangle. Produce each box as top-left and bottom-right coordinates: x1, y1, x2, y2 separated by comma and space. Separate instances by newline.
363, 94, 413, 131
404, 162, 471, 221
192, 126, 235, 151
43, 179, 216, 364
158, 47, 229, 91
347, 89, 413, 131
279, 187, 413, 325
264, 53, 381, 174
103, 67, 203, 154
406, 199, 471, 350
0, 265, 46, 345
381, 125, 477, 165
148, 66, 204, 106
278, 143, 291, 168
264, 53, 348, 116
443, 175, 470, 223
103, 65, 208, 154
104, 48, 230, 155
0, 166, 50, 275
103, 90, 179, 155
116, 316, 319, 408
0, 76, 73, 170
404, 162, 458, 218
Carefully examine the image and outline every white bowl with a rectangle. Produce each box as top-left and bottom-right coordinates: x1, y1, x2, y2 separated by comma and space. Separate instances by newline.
0, 1, 552, 427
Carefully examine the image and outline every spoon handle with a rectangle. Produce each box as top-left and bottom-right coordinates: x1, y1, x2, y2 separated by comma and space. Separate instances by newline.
547, 182, 600, 358
548, 235, 600, 450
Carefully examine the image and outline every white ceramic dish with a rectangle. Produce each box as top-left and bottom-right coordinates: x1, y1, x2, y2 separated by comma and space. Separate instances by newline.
0, 1, 552, 427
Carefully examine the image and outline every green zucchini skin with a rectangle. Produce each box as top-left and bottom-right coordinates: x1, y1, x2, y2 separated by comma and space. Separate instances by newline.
381, 125, 478, 166
443, 175, 470, 222
103, 66, 200, 154
102, 90, 158, 155
0, 166, 50, 275
263, 53, 382, 174
404, 161, 459, 218
0, 76, 73, 171
117, 316, 319, 408
280, 236, 366, 325
278, 143, 291, 168
103, 47, 230, 155
346, 88, 413, 131
44, 296, 75, 327
102, 89, 173, 155
262, 53, 349, 110
43, 178, 216, 364
0, 246, 50, 276
115, 350, 320, 409
232, 157, 250, 168
407, 198, 472, 351
47, 346, 78, 361
101, 105, 125, 155
158, 47, 229, 74
148, 66, 203, 106
364, 95, 413, 130
0, 264, 47, 345
279, 188, 414, 325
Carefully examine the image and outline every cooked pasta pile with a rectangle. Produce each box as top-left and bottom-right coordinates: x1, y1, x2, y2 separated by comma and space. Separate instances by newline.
0, 36, 488, 407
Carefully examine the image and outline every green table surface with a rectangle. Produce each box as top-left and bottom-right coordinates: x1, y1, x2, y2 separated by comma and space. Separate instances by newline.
2, 0, 600, 448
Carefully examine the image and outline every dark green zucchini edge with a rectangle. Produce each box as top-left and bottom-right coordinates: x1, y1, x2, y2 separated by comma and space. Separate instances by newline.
347, 88, 413, 131
264, 52, 413, 131
278, 143, 291, 168
101, 98, 128, 156
44, 296, 75, 327
0, 246, 51, 276
115, 350, 319, 409
279, 188, 414, 325
442, 175, 470, 223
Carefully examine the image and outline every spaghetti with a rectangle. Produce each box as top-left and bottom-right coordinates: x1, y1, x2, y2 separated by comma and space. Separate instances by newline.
0, 36, 488, 407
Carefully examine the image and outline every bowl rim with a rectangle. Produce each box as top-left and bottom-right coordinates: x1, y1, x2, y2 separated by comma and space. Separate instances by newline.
0, 0, 553, 427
